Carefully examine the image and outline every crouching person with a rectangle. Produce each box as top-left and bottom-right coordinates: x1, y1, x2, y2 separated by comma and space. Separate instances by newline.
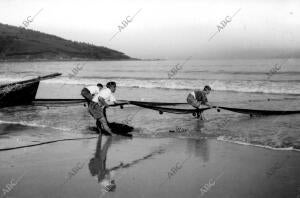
187, 85, 212, 120
89, 82, 120, 136
81, 83, 103, 104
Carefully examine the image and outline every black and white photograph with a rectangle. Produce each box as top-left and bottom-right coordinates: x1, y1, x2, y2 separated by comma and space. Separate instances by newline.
0, 0, 300, 197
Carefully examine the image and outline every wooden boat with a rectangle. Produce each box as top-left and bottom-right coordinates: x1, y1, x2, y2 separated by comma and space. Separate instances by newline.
0, 73, 61, 108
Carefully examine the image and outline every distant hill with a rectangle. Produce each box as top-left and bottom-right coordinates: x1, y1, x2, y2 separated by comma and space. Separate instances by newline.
0, 23, 133, 61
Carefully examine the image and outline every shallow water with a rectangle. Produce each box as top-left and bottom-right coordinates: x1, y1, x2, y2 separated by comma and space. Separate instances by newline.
0, 60, 300, 150
0, 86, 299, 151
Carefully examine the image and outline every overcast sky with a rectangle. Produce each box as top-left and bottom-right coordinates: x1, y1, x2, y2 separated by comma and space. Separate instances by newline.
0, 0, 299, 59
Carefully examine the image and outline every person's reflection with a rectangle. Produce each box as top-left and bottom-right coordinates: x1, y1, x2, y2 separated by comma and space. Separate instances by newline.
185, 119, 210, 162
88, 134, 116, 192
88, 134, 165, 194
195, 118, 205, 133
186, 138, 210, 162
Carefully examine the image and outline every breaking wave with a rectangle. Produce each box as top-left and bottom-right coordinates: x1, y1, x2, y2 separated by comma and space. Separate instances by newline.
48, 77, 300, 95
1, 73, 300, 95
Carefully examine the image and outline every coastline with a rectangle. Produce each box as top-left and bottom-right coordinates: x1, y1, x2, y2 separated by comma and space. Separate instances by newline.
0, 58, 140, 63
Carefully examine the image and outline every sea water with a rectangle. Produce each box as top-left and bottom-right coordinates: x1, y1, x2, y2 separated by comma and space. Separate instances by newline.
0, 59, 299, 150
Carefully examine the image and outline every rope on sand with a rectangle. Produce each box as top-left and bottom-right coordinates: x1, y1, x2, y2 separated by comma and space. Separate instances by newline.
0, 136, 98, 152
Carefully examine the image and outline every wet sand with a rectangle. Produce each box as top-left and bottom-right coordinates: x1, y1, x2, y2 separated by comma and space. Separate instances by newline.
0, 135, 299, 198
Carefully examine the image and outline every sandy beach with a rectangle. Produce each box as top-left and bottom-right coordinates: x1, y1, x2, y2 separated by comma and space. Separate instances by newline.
1, 0, 300, 196
1, 135, 300, 198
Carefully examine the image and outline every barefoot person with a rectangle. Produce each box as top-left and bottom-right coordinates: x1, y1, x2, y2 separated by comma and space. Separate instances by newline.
90, 82, 120, 135
187, 85, 212, 120
81, 83, 103, 103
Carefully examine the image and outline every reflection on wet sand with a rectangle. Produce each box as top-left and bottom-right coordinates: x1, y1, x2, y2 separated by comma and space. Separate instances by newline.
194, 119, 205, 133
88, 135, 116, 192
185, 119, 210, 162
186, 138, 210, 162
88, 134, 165, 194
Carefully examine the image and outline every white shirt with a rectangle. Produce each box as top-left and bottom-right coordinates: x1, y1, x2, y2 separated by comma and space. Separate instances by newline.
92, 88, 116, 104
86, 85, 101, 96
190, 91, 195, 98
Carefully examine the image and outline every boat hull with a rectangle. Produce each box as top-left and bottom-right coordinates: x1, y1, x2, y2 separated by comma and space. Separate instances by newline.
0, 81, 40, 108
0, 73, 61, 108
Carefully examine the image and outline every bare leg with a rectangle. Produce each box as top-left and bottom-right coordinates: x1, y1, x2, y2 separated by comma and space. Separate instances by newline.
98, 117, 113, 136
187, 95, 202, 119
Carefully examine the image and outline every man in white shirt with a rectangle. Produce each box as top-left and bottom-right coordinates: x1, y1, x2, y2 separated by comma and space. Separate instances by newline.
89, 82, 120, 135
92, 83, 116, 105
81, 83, 103, 103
